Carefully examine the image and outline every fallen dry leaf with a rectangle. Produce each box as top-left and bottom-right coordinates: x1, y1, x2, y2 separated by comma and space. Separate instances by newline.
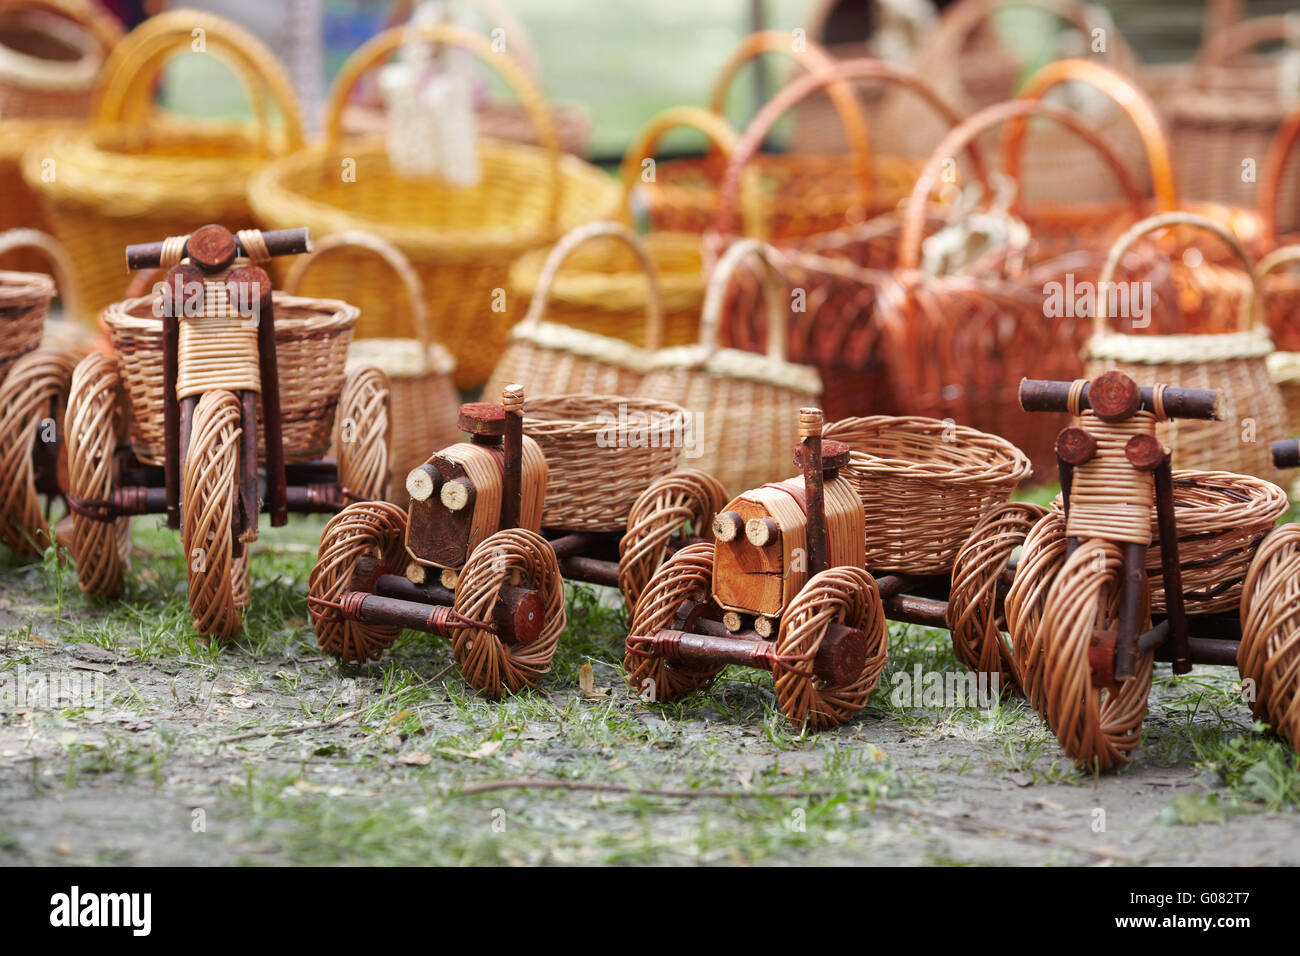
440, 740, 502, 760
398, 752, 432, 766
578, 662, 611, 699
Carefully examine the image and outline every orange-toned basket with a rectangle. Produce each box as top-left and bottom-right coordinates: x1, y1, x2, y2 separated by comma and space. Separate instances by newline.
249, 22, 619, 390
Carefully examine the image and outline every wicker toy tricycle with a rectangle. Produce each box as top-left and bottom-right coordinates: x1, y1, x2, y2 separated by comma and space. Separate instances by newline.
997, 371, 1300, 770
308, 385, 728, 697
65, 224, 391, 639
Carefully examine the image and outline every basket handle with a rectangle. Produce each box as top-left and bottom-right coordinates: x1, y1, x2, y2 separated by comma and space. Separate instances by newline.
708, 31, 875, 220
325, 23, 560, 229
999, 58, 1177, 212
0, 0, 124, 52
516, 221, 665, 352
618, 106, 740, 223
384, 0, 542, 79
1258, 244, 1300, 280
714, 58, 982, 240
898, 99, 1146, 271
1260, 102, 1300, 239
1094, 211, 1263, 333
1197, 13, 1300, 68
281, 230, 430, 348
919, 0, 1138, 91
0, 228, 79, 319
697, 239, 790, 362
90, 11, 305, 152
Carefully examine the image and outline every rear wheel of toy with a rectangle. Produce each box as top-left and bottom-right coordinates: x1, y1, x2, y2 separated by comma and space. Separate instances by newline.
336, 365, 391, 503
624, 541, 724, 704
308, 500, 409, 662
66, 353, 130, 597
773, 566, 888, 730
617, 469, 729, 612
947, 501, 1047, 694
1040, 540, 1154, 772
1006, 509, 1068, 715
0, 348, 78, 556
1238, 524, 1300, 749
451, 528, 565, 698
182, 390, 244, 640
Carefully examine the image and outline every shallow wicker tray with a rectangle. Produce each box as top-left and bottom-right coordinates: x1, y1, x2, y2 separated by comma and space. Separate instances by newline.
522, 395, 686, 532
823, 415, 1032, 574
101, 292, 359, 466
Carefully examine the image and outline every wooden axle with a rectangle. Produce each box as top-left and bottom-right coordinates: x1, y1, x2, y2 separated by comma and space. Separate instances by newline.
67, 477, 349, 520
630, 620, 867, 685
1275, 439, 1300, 470
125, 227, 311, 271
1019, 377, 1219, 420
372, 574, 543, 644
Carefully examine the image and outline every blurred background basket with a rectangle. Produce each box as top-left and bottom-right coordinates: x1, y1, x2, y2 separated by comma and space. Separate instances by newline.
522, 394, 686, 532
822, 414, 1032, 574
21, 10, 304, 325
249, 22, 619, 390
282, 229, 459, 508
0, 0, 121, 275
0, 227, 90, 358
101, 291, 359, 467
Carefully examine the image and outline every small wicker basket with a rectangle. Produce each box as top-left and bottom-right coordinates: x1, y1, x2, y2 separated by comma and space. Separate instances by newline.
101, 291, 359, 467
637, 239, 822, 494
487, 221, 665, 401
823, 415, 1032, 575
522, 394, 686, 533
282, 230, 460, 507
0, 227, 89, 359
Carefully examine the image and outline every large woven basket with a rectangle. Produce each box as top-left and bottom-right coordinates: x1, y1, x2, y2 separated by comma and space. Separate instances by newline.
0, 0, 121, 275
101, 291, 359, 467
250, 22, 619, 391
637, 239, 821, 494
1050, 470, 1289, 615
522, 394, 686, 533
1084, 211, 1289, 485
487, 221, 666, 401
20, 11, 304, 325
823, 415, 1032, 575
282, 230, 459, 507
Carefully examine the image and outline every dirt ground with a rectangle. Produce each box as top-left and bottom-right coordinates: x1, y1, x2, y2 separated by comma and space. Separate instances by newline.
1, 518, 1297, 867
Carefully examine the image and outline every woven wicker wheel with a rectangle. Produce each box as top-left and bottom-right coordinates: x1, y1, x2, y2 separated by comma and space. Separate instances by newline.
309, 501, 408, 662
182, 390, 244, 641
1238, 524, 1300, 749
66, 352, 127, 597
946, 501, 1048, 693
450, 528, 565, 698
1005, 509, 1067, 715
624, 542, 723, 704
773, 566, 888, 730
1041, 540, 1154, 772
0, 346, 75, 555
616, 469, 729, 613
334, 365, 391, 503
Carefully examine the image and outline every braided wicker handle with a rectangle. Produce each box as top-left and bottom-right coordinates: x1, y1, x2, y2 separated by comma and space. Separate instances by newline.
1197, 13, 1300, 67
1095, 211, 1263, 331
1260, 102, 1300, 239
1000, 58, 1177, 211
898, 98, 1146, 270
90, 11, 305, 152
0, 0, 124, 51
714, 57, 982, 241
518, 221, 665, 351
709, 30, 875, 218
281, 230, 431, 348
618, 105, 740, 221
0, 228, 79, 318
325, 22, 560, 229
698, 238, 790, 362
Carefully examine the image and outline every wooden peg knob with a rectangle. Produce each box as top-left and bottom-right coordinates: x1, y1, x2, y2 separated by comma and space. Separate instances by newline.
441, 477, 473, 511
457, 402, 506, 438
713, 510, 743, 542
794, 439, 850, 473
1089, 371, 1141, 423
1055, 426, 1098, 466
1124, 433, 1165, 472
406, 464, 442, 502
187, 224, 237, 273
501, 383, 525, 412
799, 407, 824, 439
745, 516, 779, 547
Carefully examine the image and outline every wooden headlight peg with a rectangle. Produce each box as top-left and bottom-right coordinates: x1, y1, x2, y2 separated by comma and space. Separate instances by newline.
440, 477, 474, 512
1055, 426, 1097, 466
406, 464, 442, 502
713, 510, 744, 542
1124, 433, 1164, 472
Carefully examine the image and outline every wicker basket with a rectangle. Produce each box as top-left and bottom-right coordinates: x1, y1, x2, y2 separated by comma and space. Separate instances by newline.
637, 238, 821, 494
282, 230, 459, 507
0, 0, 121, 275
1084, 211, 1289, 485
101, 291, 359, 467
522, 394, 686, 533
1050, 470, 1289, 615
486, 221, 667, 402
1165, 14, 1300, 235
20, 11, 304, 325
249, 22, 618, 390
822, 415, 1032, 575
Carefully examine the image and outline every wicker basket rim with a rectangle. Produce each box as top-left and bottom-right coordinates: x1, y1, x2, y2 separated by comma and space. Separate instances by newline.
1268, 349, 1300, 382
825, 415, 1032, 485
507, 320, 649, 371
1085, 328, 1275, 364
0, 270, 55, 307
642, 343, 823, 393
0, 9, 101, 89
103, 293, 361, 333
507, 234, 704, 298
523, 395, 687, 435
1050, 468, 1289, 531
344, 338, 456, 377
